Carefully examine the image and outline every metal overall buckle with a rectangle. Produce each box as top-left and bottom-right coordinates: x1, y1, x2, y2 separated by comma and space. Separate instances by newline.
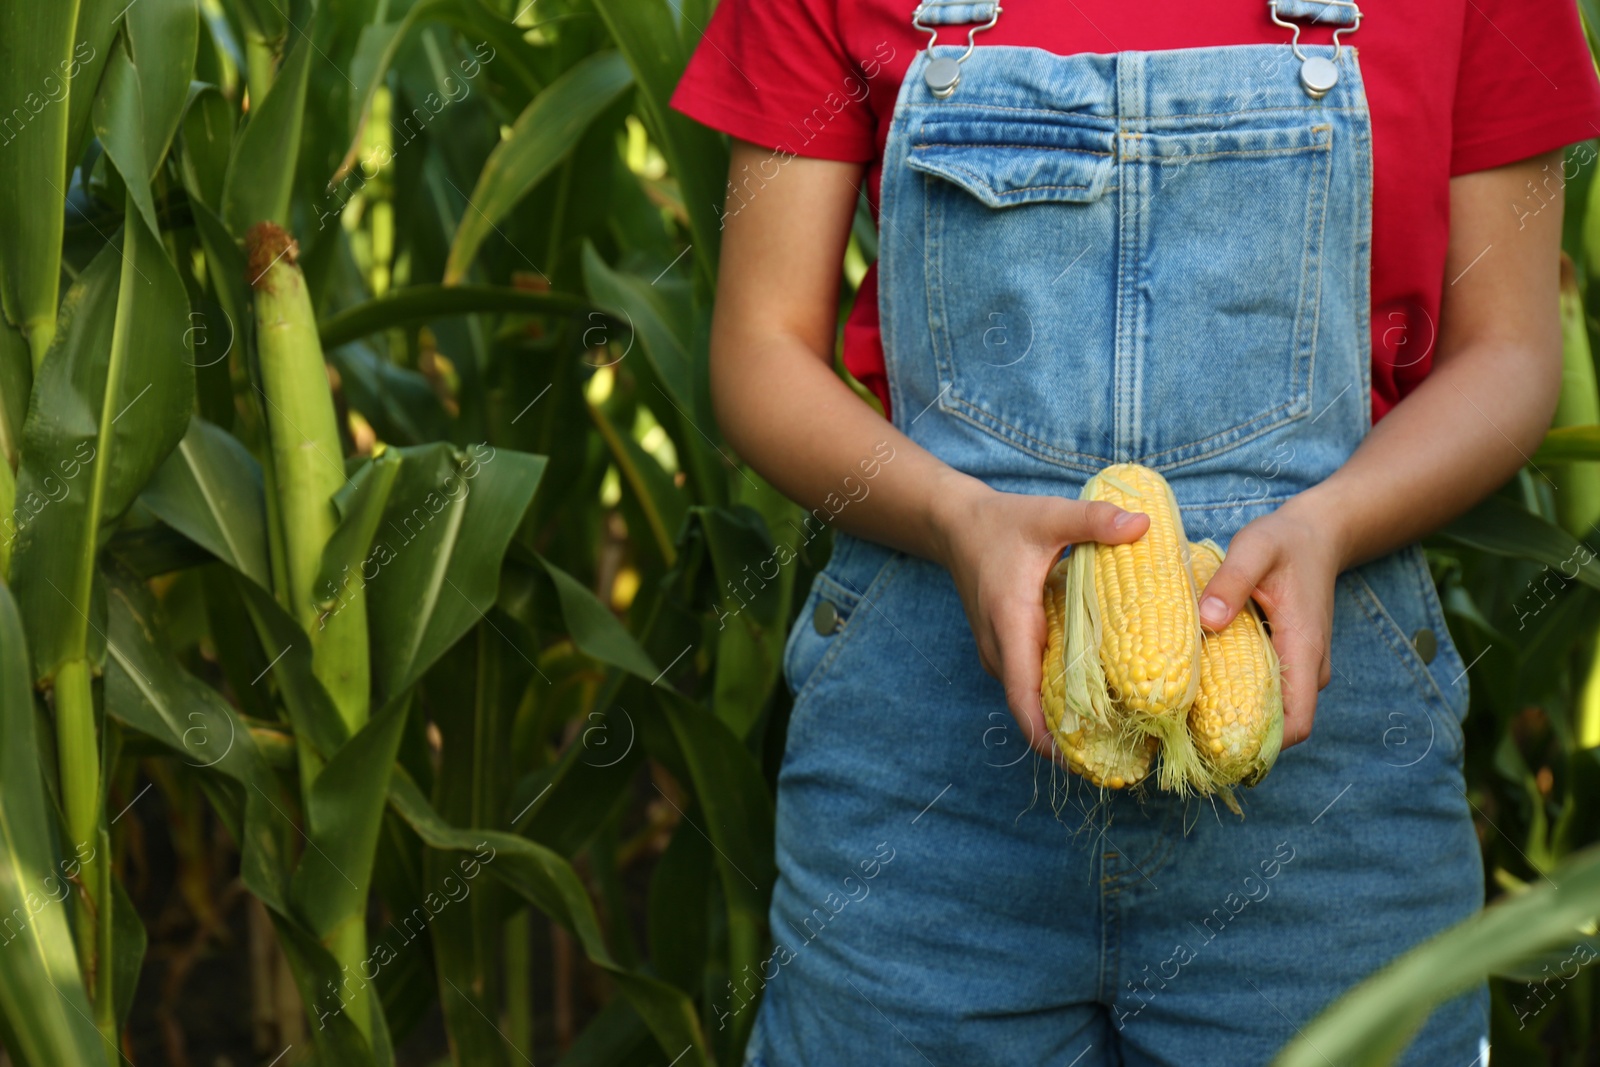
912, 1, 1002, 99
1268, 0, 1362, 100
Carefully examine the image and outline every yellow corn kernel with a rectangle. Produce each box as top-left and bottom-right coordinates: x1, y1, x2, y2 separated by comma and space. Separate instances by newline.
1082, 464, 1200, 716
1042, 561, 1155, 789
1188, 540, 1283, 795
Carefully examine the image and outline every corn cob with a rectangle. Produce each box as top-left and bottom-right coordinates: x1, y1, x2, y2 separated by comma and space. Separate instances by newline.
1060, 463, 1204, 792
247, 221, 370, 737
1187, 540, 1283, 797
249, 222, 374, 1040
1042, 561, 1155, 788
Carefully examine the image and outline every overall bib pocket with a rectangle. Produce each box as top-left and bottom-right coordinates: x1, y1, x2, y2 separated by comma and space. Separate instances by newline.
912, 107, 1334, 471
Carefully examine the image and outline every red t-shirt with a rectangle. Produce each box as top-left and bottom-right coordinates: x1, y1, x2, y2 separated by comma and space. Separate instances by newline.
671, 0, 1600, 422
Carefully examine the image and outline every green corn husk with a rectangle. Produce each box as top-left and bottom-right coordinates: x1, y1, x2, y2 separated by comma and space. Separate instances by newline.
248, 221, 375, 1042
247, 222, 369, 737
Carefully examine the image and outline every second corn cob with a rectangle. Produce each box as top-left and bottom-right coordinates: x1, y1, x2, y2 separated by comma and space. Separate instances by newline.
1187, 539, 1284, 798
1042, 559, 1155, 788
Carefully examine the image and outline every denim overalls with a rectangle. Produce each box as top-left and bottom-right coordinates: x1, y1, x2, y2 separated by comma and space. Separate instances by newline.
748, 3, 1488, 1063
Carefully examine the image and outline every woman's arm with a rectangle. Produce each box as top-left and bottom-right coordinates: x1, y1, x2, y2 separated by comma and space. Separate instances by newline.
711, 139, 1149, 758
1201, 148, 1568, 745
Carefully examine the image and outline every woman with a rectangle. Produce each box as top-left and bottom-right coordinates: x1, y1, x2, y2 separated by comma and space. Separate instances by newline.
671, 1, 1600, 1062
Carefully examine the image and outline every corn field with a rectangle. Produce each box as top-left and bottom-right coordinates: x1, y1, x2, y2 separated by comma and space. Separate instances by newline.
1, 1, 1600, 1064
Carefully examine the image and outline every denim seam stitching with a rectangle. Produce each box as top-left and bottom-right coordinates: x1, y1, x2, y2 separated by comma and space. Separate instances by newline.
914, 142, 1114, 156
926, 176, 960, 424
1135, 402, 1303, 467
1115, 52, 1140, 460
1138, 143, 1330, 163
1183, 491, 1298, 512
944, 394, 1114, 468
932, 159, 1097, 194
1300, 115, 1334, 437
880, 98, 913, 433
920, 101, 1362, 119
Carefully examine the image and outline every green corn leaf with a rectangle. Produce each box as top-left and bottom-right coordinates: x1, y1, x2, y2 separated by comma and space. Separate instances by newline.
234, 575, 352, 759
64, 0, 124, 182
267, 907, 396, 1067
1534, 424, 1600, 464
104, 566, 290, 912
580, 243, 723, 504
319, 283, 599, 350
222, 34, 313, 234
387, 768, 713, 1067
655, 688, 775, 1058
325, 341, 450, 447
108, 876, 145, 1034
1436, 493, 1600, 593
510, 739, 642, 858
533, 551, 775, 1055
423, 622, 534, 1067
187, 195, 250, 361
1275, 840, 1600, 1066
0, 318, 28, 576
290, 699, 411, 958
125, 0, 198, 179
443, 50, 634, 284
91, 41, 160, 239
677, 504, 794, 739
179, 84, 235, 210
0, 583, 110, 1067
366, 443, 545, 703
0, 1, 82, 367
139, 416, 271, 589
590, 0, 728, 284
557, 997, 654, 1065
647, 814, 712, 994
536, 554, 660, 682
317, 448, 402, 607
577, 250, 697, 406
589, 393, 685, 567
336, 0, 545, 185
202, 572, 397, 1063
10, 209, 193, 682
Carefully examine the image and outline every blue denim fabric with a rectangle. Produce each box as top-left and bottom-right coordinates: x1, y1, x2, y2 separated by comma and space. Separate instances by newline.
1274, 0, 1360, 25
914, 2, 1001, 27
744, 41, 1486, 1067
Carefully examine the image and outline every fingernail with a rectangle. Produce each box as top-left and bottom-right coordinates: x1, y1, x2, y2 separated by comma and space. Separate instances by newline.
1200, 596, 1228, 624
1113, 510, 1139, 529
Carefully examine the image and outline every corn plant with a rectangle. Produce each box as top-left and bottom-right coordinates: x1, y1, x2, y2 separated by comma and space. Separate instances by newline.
0, 0, 792, 1063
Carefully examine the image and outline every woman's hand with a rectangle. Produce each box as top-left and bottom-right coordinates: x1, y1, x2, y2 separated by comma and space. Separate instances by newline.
931, 474, 1150, 762
1192, 498, 1343, 748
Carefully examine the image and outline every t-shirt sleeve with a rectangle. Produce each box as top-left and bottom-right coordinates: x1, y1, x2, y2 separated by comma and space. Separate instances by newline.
1451, 0, 1600, 175
670, 0, 877, 162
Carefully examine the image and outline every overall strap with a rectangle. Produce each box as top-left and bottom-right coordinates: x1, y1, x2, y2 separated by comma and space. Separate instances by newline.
911, 0, 1002, 97
1270, 0, 1363, 98
912, 1, 1000, 26
1273, 0, 1360, 26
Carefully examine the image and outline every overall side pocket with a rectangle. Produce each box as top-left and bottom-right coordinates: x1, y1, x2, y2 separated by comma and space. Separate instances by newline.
1348, 544, 1470, 765
782, 534, 903, 710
